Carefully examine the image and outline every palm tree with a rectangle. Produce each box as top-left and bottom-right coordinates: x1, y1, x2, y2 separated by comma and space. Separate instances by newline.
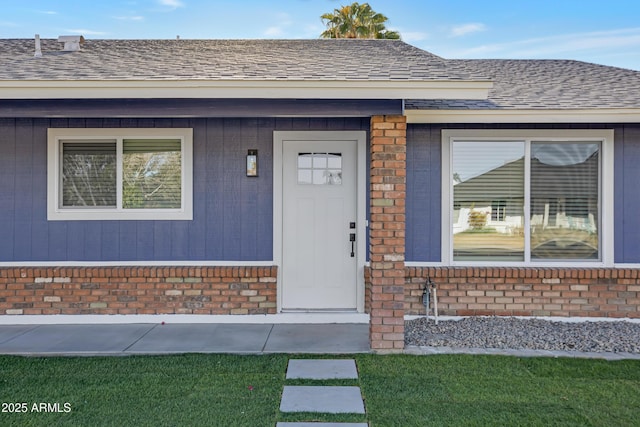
320, 2, 400, 40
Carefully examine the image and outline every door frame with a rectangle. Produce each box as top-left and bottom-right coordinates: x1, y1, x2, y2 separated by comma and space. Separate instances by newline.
273, 130, 367, 313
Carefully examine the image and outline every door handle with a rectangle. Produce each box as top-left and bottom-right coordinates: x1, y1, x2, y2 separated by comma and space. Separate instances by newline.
349, 233, 356, 257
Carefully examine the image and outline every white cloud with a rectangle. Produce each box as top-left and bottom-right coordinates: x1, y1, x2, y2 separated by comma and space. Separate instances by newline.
400, 31, 429, 42
304, 23, 325, 36
263, 12, 293, 38
450, 23, 486, 37
65, 29, 108, 36
114, 15, 145, 21
264, 26, 284, 37
158, 0, 184, 9
456, 27, 640, 58
38, 11, 58, 15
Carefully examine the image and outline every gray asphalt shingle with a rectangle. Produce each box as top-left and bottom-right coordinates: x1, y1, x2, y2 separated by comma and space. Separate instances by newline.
406, 59, 640, 110
2, 38, 639, 110
0, 38, 481, 81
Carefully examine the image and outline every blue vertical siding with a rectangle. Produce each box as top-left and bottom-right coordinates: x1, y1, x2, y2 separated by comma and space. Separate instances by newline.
406, 125, 442, 262
222, 119, 244, 259
256, 119, 276, 259
13, 119, 34, 260
0, 117, 368, 262
0, 119, 16, 261
4, 118, 638, 263
615, 124, 640, 263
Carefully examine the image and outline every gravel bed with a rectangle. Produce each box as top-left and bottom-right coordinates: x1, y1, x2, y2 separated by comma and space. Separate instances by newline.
405, 317, 640, 353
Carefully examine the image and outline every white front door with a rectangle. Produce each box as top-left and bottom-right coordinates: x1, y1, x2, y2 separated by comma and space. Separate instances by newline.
280, 137, 359, 310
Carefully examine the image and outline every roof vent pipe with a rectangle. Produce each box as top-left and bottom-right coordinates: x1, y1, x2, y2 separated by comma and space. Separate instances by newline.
34, 34, 42, 57
58, 35, 85, 51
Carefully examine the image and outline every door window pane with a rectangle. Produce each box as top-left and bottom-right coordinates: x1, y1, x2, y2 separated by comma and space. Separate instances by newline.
530, 142, 599, 259
312, 154, 327, 169
452, 141, 525, 261
298, 152, 342, 185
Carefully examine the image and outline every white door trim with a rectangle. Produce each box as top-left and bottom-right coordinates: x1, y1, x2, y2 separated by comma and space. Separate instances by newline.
273, 130, 367, 313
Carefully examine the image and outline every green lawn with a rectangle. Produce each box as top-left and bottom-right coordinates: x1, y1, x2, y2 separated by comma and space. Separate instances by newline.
1, 354, 639, 426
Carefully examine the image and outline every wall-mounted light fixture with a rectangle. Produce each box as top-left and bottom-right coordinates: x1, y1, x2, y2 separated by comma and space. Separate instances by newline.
246, 149, 258, 177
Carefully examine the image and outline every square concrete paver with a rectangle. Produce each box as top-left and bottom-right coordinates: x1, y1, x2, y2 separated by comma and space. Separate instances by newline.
286, 359, 358, 380
264, 324, 369, 353
280, 386, 365, 414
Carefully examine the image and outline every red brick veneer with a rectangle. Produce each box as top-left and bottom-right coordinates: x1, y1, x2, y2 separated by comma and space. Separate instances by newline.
406, 267, 640, 318
0, 266, 277, 315
368, 115, 407, 351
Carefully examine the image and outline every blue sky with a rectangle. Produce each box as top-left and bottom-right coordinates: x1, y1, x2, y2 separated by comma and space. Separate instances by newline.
3, 0, 639, 70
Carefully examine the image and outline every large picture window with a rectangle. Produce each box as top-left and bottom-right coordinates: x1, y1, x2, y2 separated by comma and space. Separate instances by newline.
443, 130, 613, 265
48, 129, 193, 220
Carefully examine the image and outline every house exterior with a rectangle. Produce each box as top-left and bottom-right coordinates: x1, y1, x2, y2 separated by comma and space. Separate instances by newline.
1, 37, 640, 351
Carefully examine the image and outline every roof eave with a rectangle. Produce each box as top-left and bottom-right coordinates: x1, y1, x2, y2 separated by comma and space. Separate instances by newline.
406, 108, 640, 123
0, 79, 493, 100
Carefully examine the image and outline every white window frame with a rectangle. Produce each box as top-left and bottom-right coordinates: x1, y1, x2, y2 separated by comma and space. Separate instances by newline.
441, 129, 614, 267
47, 128, 193, 221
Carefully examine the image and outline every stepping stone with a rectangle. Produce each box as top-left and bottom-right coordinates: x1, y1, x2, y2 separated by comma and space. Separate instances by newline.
280, 386, 365, 414
277, 423, 368, 426
286, 359, 358, 380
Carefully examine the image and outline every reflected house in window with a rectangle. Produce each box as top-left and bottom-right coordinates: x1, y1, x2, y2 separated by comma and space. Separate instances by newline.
453, 155, 525, 261
529, 144, 599, 259
453, 143, 599, 261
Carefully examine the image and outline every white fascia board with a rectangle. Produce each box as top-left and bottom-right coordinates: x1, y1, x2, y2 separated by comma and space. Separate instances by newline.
0, 79, 492, 100
406, 108, 640, 123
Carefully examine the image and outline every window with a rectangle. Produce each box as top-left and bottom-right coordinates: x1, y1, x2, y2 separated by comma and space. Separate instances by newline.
48, 128, 193, 220
491, 200, 507, 221
297, 152, 342, 185
442, 130, 614, 265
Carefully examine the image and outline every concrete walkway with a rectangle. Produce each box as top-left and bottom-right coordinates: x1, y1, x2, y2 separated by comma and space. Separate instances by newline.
2, 322, 639, 359
0, 323, 370, 356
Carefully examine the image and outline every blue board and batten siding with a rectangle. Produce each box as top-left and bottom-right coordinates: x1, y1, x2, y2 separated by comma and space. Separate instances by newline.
405, 123, 640, 264
0, 117, 369, 262
3, 118, 640, 263
616, 124, 640, 263
406, 125, 441, 262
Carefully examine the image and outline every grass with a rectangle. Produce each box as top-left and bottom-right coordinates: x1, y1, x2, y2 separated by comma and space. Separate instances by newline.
358, 354, 640, 426
1, 354, 639, 426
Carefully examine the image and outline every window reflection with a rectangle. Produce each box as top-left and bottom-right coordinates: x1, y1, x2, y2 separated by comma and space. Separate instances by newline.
452, 141, 525, 261
451, 140, 600, 262
530, 143, 599, 260
298, 152, 342, 185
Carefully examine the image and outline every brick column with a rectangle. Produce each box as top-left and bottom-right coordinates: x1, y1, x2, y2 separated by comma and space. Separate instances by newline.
369, 115, 406, 352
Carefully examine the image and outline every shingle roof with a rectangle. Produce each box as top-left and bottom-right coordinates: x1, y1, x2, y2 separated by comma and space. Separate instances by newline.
406, 59, 640, 110
2, 38, 639, 110
0, 38, 484, 81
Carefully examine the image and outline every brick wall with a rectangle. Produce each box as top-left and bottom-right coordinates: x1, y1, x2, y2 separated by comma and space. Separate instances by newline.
406, 267, 640, 318
0, 266, 277, 315
368, 115, 406, 352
